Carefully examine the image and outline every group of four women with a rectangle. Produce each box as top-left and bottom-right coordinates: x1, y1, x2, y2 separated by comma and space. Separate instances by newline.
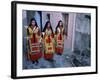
26, 18, 65, 64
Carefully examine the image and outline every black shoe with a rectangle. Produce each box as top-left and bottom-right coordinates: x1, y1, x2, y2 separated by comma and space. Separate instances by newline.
48, 59, 54, 62
35, 60, 39, 65
32, 61, 35, 64
36, 60, 39, 63
57, 53, 62, 55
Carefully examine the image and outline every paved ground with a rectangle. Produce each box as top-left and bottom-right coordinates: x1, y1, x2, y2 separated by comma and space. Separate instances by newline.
23, 50, 71, 69
23, 47, 90, 69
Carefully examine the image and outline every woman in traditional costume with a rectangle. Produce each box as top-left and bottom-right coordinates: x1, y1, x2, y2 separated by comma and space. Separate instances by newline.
42, 21, 55, 61
27, 18, 42, 64
55, 20, 64, 55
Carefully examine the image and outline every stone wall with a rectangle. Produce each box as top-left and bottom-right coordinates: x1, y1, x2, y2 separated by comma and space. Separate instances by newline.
74, 13, 91, 51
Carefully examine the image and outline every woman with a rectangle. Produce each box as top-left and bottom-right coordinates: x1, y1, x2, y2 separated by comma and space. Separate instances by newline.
55, 20, 64, 55
43, 21, 55, 61
27, 18, 42, 64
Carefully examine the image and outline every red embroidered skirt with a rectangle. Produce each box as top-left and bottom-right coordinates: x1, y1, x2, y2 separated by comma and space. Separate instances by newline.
44, 53, 53, 60
30, 52, 42, 61
55, 47, 63, 54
